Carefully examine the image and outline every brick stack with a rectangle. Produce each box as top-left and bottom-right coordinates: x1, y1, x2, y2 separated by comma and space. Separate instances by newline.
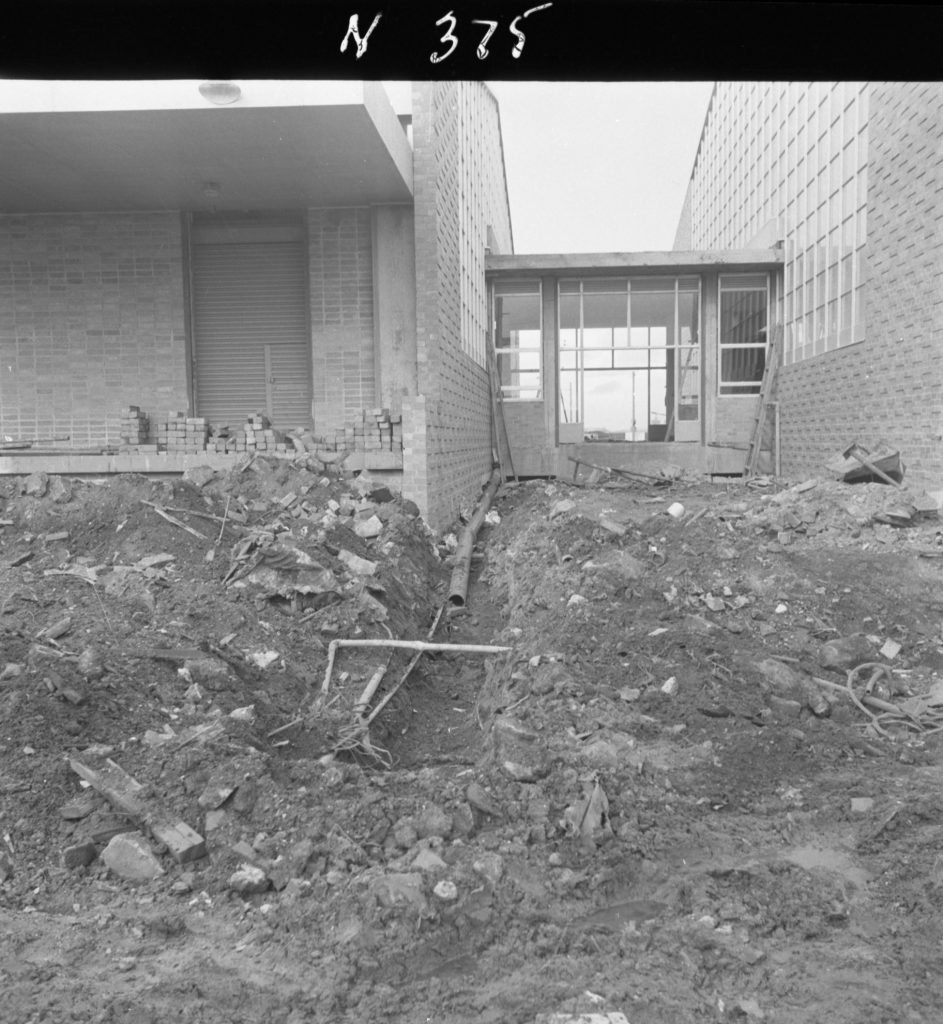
209, 424, 234, 454
155, 413, 209, 453
328, 409, 403, 454
119, 406, 150, 450
239, 412, 290, 454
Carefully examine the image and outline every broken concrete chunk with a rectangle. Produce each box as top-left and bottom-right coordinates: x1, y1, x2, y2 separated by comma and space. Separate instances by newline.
102, 832, 164, 881
371, 872, 426, 910
22, 472, 49, 497
466, 782, 502, 818
703, 594, 726, 612
62, 841, 98, 869
353, 515, 383, 539
412, 848, 448, 872
182, 465, 216, 488
181, 657, 233, 688
818, 634, 874, 671
337, 549, 378, 576
416, 803, 452, 840
197, 783, 236, 811
60, 796, 97, 821
228, 864, 270, 895
550, 499, 576, 519
850, 797, 875, 814
433, 879, 459, 902
473, 852, 505, 886
879, 638, 902, 660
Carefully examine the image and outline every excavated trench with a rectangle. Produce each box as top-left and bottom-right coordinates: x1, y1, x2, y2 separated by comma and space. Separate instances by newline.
364, 532, 508, 770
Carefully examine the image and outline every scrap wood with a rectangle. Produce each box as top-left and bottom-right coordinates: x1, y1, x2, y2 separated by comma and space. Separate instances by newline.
567, 456, 671, 486
0, 435, 70, 449
68, 753, 205, 863
140, 500, 207, 540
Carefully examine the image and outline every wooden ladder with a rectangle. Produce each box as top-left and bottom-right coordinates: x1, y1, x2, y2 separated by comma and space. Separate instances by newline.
486, 343, 517, 483
743, 324, 783, 478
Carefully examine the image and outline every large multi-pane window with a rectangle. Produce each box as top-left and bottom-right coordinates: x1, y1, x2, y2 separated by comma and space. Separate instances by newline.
494, 281, 541, 400
687, 82, 869, 366
719, 274, 769, 395
558, 277, 700, 442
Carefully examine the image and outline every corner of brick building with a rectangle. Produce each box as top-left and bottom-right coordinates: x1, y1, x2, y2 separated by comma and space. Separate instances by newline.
405, 82, 514, 530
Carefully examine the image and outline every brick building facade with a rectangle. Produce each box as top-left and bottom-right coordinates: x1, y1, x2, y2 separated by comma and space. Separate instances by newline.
0, 80, 512, 527
675, 82, 943, 487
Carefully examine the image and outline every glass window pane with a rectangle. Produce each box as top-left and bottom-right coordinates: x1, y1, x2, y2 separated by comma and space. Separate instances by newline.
498, 294, 540, 341
678, 291, 699, 345
721, 348, 765, 386
630, 292, 675, 335
720, 273, 768, 290
583, 348, 612, 369
613, 349, 649, 369
494, 280, 540, 295
559, 294, 580, 330
583, 292, 627, 329
720, 289, 768, 346
630, 276, 675, 292
583, 278, 627, 293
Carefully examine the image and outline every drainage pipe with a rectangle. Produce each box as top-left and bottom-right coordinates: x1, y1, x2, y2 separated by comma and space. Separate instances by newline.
448, 467, 502, 607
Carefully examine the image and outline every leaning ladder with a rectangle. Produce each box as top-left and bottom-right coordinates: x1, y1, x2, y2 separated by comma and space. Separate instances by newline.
743, 324, 783, 478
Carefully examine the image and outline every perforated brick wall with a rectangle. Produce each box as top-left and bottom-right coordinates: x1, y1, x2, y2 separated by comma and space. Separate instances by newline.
776, 83, 943, 486
308, 207, 376, 435
406, 82, 514, 527
0, 212, 188, 446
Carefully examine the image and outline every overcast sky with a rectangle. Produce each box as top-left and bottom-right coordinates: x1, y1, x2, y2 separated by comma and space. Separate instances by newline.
386, 80, 714, 255
488, 82, 714, 254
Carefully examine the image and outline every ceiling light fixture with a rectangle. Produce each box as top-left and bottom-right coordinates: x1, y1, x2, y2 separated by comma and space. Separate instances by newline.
198, 81, 241, 105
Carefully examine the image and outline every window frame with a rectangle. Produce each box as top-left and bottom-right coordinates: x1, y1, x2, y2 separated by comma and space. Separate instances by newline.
718, 273, 770, 396
493, 280, 543, 402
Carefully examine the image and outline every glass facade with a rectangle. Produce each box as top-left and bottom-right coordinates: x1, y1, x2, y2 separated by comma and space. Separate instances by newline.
557, 277, 700, 442
687, 82, 869, 365
494, 280, 542, 400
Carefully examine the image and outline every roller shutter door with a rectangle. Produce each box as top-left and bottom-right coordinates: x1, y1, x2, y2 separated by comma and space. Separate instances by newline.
190, 217, 312, 431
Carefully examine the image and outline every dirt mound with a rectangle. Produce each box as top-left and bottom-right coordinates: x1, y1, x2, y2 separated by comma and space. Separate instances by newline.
2, 466, 943, 1023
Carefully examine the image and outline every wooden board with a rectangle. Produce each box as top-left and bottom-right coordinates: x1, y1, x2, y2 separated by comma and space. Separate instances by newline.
69, 754, 206, 863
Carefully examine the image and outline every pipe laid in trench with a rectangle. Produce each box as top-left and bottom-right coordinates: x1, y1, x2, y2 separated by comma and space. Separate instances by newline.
448, 467, 502, 607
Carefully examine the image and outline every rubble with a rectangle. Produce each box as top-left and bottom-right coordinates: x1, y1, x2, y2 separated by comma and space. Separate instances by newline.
101, 832, 164, 881
2, 461, 943, 1023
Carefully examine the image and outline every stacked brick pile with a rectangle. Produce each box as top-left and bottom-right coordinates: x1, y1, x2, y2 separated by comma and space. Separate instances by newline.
155, 413, 209, 454
118, 407, 149, 450
329, 409, 403, 454
235, 413, 291, 454
114, 407, 402, 459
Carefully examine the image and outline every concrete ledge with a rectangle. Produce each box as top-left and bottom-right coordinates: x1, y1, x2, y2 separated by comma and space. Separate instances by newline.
0, 450, 404, 476
555, 441, 749, 479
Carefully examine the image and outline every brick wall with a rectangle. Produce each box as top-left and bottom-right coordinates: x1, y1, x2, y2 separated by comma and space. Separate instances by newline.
307, 207, 376, 435
0, 212, 188, 446
776, 83, 943, 487
406, 82, 514, 527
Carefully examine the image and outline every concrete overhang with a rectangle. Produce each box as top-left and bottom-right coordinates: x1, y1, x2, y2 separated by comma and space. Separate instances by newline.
0, 80, 413, 212
486, 249, 784, 276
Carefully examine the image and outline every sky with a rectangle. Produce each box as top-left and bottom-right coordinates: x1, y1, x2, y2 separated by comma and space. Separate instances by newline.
488, 82, 714, 254
386, 80, 715, 255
